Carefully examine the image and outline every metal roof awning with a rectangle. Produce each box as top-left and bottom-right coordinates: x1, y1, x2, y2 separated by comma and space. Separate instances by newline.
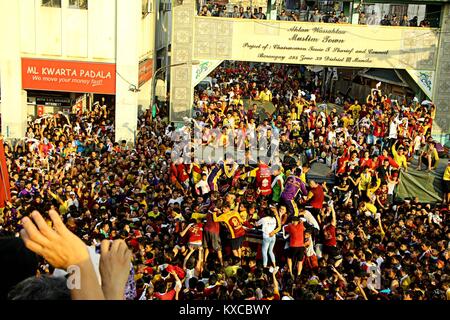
357, 68, 410, 87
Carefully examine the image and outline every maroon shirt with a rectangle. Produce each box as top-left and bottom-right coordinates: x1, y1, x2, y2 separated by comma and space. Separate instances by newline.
323, 225, 337, 246
310, 185, 325, 209
204, 212, 220, 234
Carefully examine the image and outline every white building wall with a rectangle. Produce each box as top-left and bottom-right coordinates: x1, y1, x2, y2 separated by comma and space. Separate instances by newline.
20, 0, 37, 54
115, 0, 140, 144
0, 0, 154, 142
18, 0, 116, 62
63, 4, 89, 58
137, 5, 155, 111
140, 13, 155, 60
88, 0, 116, 60
0, 0, 28, 140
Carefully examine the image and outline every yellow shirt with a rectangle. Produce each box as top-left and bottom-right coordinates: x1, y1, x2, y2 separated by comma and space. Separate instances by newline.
65, 146, 76, 155
140, 199, 148, 210
232, 99, 244, 106
392, 145, 408, 169
295, 102, 304, 116
259, 90, 272, 102
300, 173, 307, 183
225, 265, 239, 277
364, 202, 377, 215
428, 148, 440, 167
147, 210, 161, 218
358, 173, 372, 191
349, 104, 361, 118
342, 116, 354, 128
367, 178, 381, 199
191, 212, 207, 221
213, 211, 244, 239
49, 192, 69, 215
444, 166, 450, 181
289, 112, 297, 121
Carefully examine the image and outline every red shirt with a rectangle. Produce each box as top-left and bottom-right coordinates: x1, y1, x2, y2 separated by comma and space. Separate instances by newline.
372, 122, 382, 137
323, 225, 336, 246
204, 285, 219, 296
165, 265, 186, 280
377, 155, 399, 169
154, 289, 176, 300
188, 223, 203, 243
177, 164, 190, 182
170, 163, 178, 183
285, 223, 305, 247
359, 158, 373, 169
256, 164, 272, 196
310, 185, 325, 209
337, 150, 351, 174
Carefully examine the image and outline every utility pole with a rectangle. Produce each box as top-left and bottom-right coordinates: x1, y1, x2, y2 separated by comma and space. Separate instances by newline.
321, 67, 327, 100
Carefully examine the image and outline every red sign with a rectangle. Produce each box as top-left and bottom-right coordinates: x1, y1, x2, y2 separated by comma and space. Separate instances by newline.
37, 105, 44, 117
138, 58, 153, 88
22, 58, 116, 95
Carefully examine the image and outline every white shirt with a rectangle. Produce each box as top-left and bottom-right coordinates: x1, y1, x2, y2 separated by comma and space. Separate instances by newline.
195, 180, 210, 195
328, 131, 337, 145
305, 235, 316, 257
271, 174, 284, 189
256, 216, 277, 239
303, 210, 320, 230
414, 135, 424, 151
389, 117, 401, 139
387, 181, 396, 194
168, 196, 184, 205
185, 268, 196, 288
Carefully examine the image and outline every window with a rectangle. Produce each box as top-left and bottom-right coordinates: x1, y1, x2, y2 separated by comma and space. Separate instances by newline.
69, 0, 88, 10
42, 0, 61, 7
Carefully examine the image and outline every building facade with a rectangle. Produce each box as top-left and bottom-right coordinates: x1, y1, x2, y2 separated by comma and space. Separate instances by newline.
0, 0, 156, 143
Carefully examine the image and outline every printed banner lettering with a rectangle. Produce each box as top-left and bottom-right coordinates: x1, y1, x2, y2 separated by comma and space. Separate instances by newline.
193, 17, 439, 71
22, 58, 116, 94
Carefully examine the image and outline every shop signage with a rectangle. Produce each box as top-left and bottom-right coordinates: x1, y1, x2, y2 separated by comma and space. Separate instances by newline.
138, 58, 153, 88
22, 58, 116, 94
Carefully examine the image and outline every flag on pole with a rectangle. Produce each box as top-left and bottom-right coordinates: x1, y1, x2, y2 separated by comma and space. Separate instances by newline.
0, 137, 11, 208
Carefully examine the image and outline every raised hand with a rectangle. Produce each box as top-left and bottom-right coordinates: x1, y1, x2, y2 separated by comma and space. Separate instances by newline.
20, 210, 89, 269
20, 209, 104, 300
99, 239, 132, 300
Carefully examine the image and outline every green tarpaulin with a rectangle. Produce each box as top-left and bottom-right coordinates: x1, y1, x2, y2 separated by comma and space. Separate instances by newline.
396, 167, 445, 203
307, 161, 446, 203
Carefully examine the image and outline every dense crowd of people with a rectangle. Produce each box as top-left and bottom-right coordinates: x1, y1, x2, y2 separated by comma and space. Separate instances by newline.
0, 61, 449, 301
197, 3, 433, 27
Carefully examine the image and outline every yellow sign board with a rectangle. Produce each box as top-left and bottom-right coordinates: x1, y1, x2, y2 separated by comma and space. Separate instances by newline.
193, 17, 439, 70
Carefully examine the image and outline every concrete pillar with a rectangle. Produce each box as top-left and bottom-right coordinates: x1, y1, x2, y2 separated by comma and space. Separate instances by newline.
432, 3, 450, 144
170, 0, 196, 123
0, 0, 28, 140
115, 0, 140, 145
